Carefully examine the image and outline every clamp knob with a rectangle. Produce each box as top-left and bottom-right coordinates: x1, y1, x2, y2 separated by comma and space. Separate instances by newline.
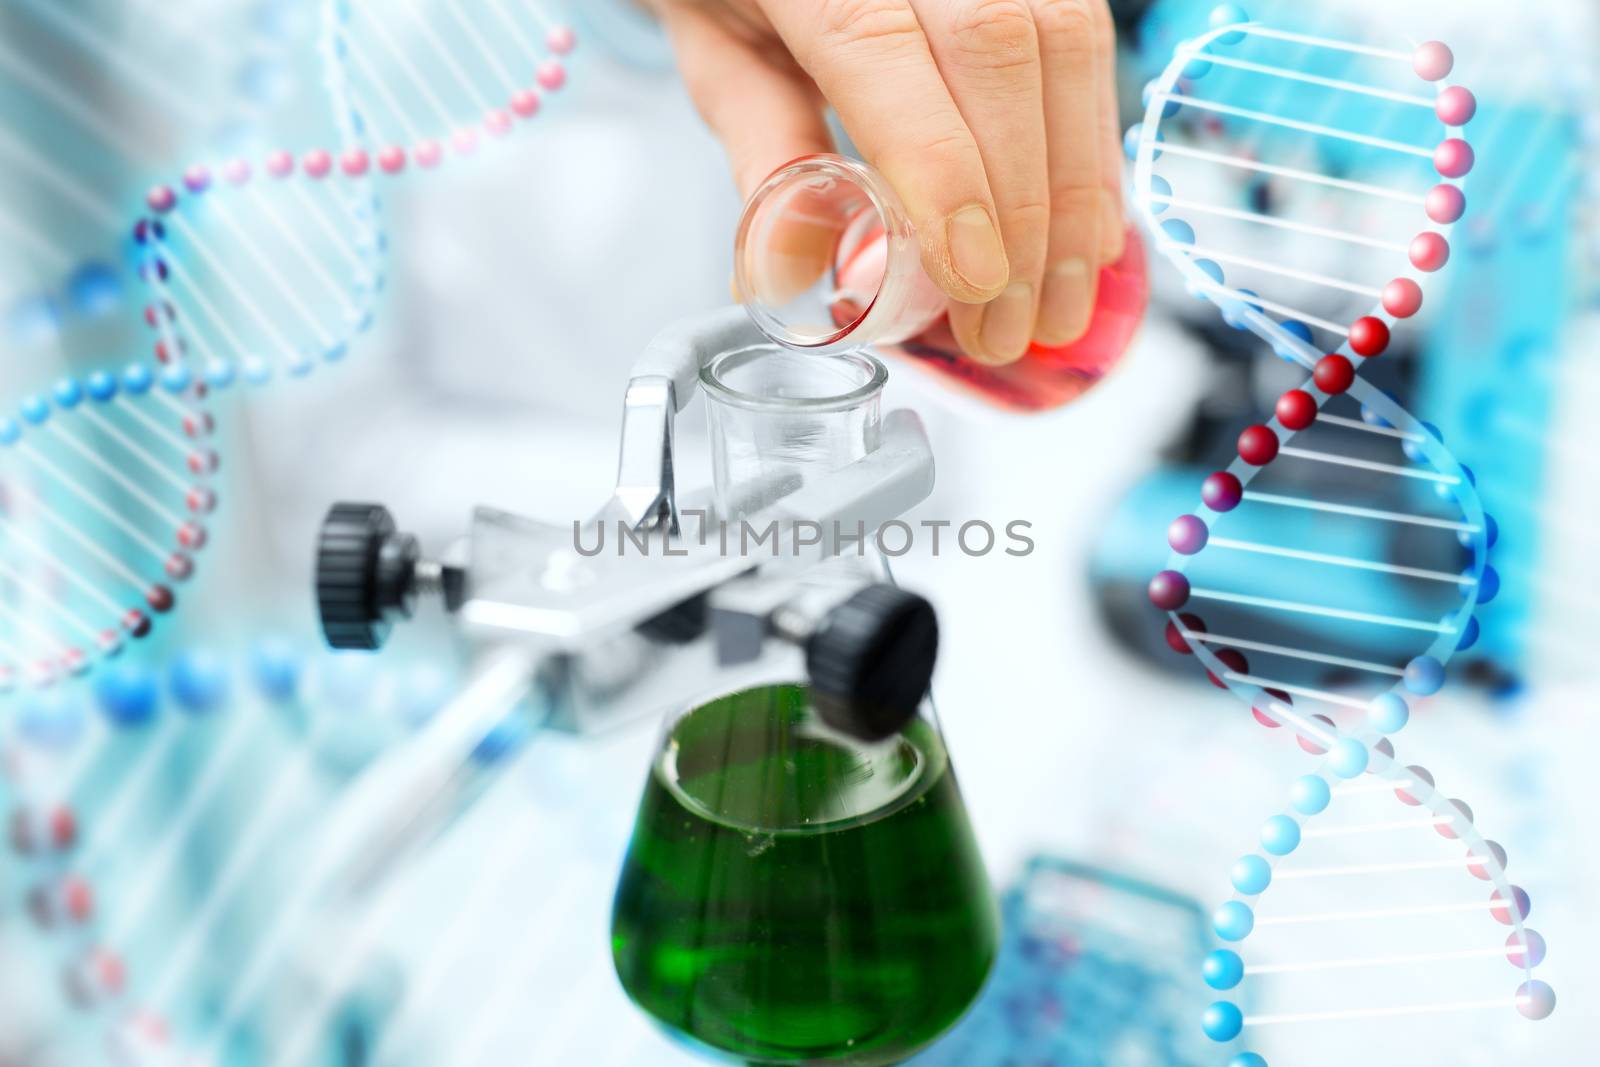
315, 502, 420, 651
806, 584, 939, 741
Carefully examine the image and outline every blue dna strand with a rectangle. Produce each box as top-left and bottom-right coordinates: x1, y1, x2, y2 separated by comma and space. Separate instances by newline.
1518, 329, 1600, 682
1128, 8, 1555, 1062
0, 0, 301, 354
326, 0, 576, 167
0, 642, 469, 1065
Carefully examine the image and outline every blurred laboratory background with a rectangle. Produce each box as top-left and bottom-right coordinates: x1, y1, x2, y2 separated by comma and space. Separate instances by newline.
1, 0, 1596, 1064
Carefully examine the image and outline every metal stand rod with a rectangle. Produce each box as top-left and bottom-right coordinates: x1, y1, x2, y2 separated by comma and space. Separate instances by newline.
311, 643, 542, 900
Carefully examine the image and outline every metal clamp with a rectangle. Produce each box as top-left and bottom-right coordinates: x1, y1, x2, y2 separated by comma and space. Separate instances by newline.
603, 307, 765, 534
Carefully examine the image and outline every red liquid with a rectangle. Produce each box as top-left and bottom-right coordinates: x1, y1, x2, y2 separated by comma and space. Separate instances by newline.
834, 228, 1149, 413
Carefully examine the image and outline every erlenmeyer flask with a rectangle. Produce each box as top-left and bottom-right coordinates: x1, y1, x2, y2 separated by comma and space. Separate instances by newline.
610, 344, 998, 1065
735, 154, 1148, 413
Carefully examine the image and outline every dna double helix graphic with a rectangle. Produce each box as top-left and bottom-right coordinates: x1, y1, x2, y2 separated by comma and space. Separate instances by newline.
0, 643, 467, 1064
1129, 8, 1555, 1063
0, 0, 300, 355
2, 0, 579, 685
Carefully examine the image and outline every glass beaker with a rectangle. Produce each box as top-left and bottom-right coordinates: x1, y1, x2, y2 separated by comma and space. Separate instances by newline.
735, 154, 1148, 413
611, 343, 997, 1064
700, 342, 886, 521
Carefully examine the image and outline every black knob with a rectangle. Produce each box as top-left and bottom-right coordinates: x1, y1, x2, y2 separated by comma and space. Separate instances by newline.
806, 584, 939, 741
315, 502, 420, 651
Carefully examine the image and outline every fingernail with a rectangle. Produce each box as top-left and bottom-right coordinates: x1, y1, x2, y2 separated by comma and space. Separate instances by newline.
979, 282, 1034, 363
1100, 190, 1127, 261
1037, 259, 1092, 345
947, 204, 1009, 293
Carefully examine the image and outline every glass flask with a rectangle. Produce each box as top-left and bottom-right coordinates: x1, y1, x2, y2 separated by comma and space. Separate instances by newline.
611, 346, 999, 1066
735, 154, 1148, 413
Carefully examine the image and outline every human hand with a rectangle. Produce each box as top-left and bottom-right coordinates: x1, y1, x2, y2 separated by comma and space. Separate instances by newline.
644, 0, 1125, 364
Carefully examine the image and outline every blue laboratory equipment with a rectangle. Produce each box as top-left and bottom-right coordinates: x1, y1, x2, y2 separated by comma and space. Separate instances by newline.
1415, 97, 1580, 681
914, 856, 1233, 1067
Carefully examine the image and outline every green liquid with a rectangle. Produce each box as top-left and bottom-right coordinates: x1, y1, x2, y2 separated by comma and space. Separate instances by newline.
611, 684, 998, 1066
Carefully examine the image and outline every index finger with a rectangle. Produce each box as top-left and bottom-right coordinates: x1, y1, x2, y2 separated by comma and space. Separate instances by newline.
759, 0, 1010, 303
